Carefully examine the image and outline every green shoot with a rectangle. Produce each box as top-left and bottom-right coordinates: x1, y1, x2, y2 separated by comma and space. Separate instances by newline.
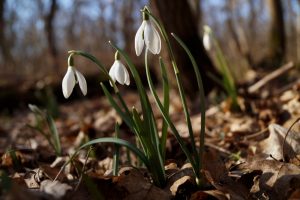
28, 104, 62, 156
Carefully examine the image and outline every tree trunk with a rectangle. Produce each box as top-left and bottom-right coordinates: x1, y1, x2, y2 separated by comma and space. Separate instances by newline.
121, 0, 135, 55
226, 0, 252, 67
267, 0, 285, 67
44, 0, 58, 70
150, 0, 219, 97
0, 0, 14, 67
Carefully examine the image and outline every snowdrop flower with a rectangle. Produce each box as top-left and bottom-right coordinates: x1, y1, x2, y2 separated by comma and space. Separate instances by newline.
135, 7, 161, 56
109, 51, 130, 86
203, 25, 212, 51
62, 55, 87, 98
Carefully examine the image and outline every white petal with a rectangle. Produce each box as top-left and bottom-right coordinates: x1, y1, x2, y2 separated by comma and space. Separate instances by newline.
152, 24, 161, 54
144, 21, 161, 55
135, 21, 146, 56
75, 69, 87, 96
62, 66, 76, 98
114, 60, 127, 85
203, 33, 211, 51
109, 61, 117, 86
124, 66, 130, 85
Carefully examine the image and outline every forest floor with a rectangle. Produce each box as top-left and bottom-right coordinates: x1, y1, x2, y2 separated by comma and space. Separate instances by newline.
1, 63, 300, 199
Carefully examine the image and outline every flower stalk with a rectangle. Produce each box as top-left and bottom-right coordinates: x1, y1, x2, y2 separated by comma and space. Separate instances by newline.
142, 8, 206, 185
59, 5, 210, 188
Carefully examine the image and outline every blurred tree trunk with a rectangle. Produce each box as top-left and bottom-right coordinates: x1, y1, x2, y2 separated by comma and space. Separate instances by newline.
44, 0, 58, 70
150, 0, 218, 97
267, 0, 285, 67
188, 0, 202, 27
66, 0, 81, 47
0, 0, 14, 67
248, 0, 257, 39
298, 1, 300, 64
226, 0, 252, 67
121, 0, 135, 55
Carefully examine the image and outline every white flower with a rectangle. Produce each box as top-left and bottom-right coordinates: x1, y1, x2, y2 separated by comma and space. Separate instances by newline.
109, 60, 130, 86
62, 66, 87, 98
203, 25, 212, 51
135, 19, 161, 56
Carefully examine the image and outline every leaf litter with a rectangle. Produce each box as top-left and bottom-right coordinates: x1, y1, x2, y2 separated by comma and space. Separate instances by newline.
1, 77, 300, 199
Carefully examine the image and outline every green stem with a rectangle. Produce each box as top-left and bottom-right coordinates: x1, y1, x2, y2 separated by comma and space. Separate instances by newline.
109, 42, 166, 187
211, 36, 238, 108
113, 123, 120, 176
143, 51, 163, 161
144, 8, 199, 168
67, 50, 119, 93
108, 42, 153, 138
159, 57, 169, 162
172, 33, 207, 185
145, 49, 197, 176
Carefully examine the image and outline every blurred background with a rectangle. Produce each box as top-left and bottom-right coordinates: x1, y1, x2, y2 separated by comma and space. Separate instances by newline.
0, 0, 299, 110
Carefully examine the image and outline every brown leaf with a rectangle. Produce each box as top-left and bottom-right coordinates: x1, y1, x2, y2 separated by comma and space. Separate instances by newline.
24, 168, 49, 189
203, 149, 250, 200
169, 176, 192, 196
236, 159, 300, 199
164, 164, 196, 197
191, 190, 229, 200
116, 167, 171, 200
40, 180, 72, 199
259, 124, 300, 161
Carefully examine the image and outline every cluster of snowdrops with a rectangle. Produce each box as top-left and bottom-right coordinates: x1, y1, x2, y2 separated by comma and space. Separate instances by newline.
59, 6, 229, 188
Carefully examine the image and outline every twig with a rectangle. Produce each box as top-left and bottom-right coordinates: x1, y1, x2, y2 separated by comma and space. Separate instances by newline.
243, 128, 269, 141
205, 142, 231, 155
248, 62, 294, 94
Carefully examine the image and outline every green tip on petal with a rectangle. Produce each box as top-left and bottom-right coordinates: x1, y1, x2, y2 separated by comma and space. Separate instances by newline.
203, 25, 212, 34
68, 54, 74, 66
142, 6, 150, 20
115, 51, 120, 60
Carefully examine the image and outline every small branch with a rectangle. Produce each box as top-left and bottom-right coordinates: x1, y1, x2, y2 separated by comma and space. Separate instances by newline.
248, 62, 294, 94
205, 143, 231, 156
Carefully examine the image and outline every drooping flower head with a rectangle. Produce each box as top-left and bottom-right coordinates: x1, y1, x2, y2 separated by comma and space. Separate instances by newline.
203, 25, 212, 51
135, 6, 161, 56
109, 51, 130, 86
62, 54, 87, 98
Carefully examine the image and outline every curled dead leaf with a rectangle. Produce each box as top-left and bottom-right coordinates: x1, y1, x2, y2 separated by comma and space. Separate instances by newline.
260, 124, 300, 161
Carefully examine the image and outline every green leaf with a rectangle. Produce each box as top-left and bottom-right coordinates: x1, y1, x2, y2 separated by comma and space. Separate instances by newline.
79, 137, 149, 168
113, 123, 120, 176
144, 50, 197, 173
0, 170, 12, 192
108, 42, 153, 134
100, 83, 134, 129
159, 58, 169, 161
28, 104, 61, 156
172, 33, 207, 183
46, 112, 62, 156
8, 149, 22, 172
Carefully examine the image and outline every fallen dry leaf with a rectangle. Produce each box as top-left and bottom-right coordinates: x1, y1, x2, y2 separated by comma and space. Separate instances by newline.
203, 149, 250, 200
191, 190, 229, 200
40, 180, 72, 199
236, 159, 300, 199
259, 124, 300, 161
116, 167, 171, 200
